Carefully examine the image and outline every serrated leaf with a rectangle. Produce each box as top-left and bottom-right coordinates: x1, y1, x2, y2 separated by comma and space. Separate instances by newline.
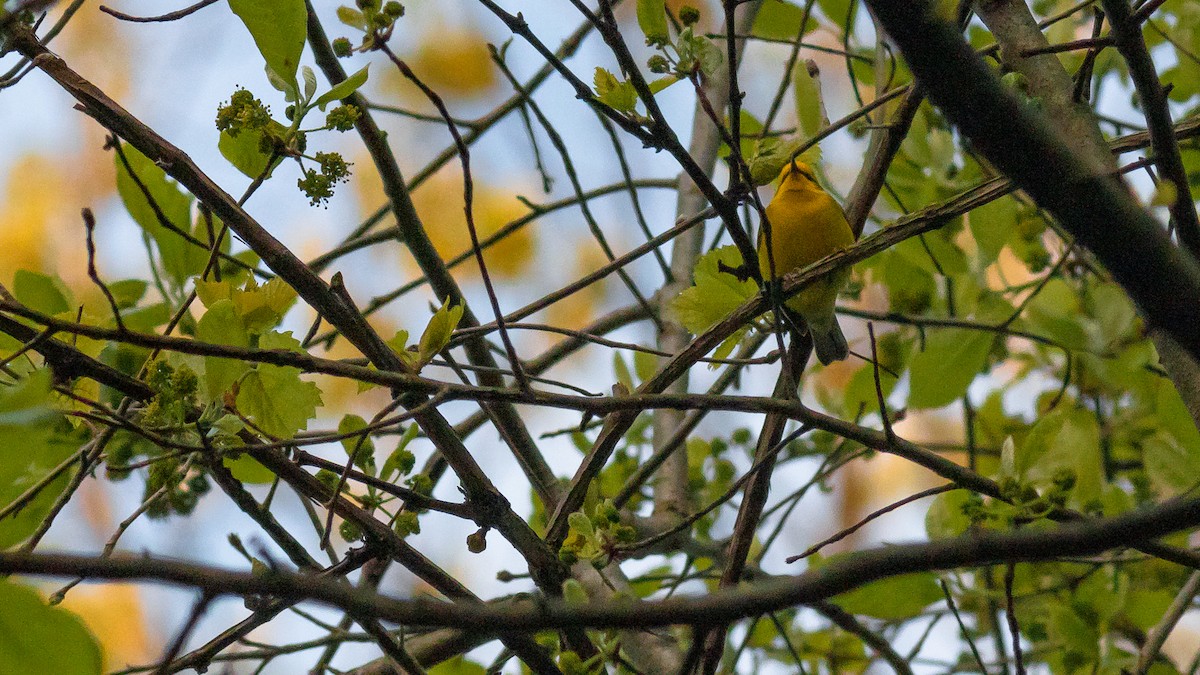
593, 67, 637, 112
0, 580, 102, 675
636, 0, 668, 44
693, 36, 724, 76
315, 64, 370, 110
228, 0, 307, 88
669, 245, 756, 335
196, 299, 251, 401
908, 329, 993, 409
338, 413, 375, 471
237, 363, 323, 439
647, 73, 679, 95
232, 277, 297, 334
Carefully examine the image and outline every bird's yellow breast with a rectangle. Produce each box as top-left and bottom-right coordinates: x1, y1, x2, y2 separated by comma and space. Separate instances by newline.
757, 167, 855, 317
758, 181, 854, 280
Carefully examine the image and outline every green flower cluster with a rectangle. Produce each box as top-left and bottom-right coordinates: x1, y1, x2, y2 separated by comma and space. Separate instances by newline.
297, 151, 353, 207
325, 104, 361, 131
215, 89, 272, 138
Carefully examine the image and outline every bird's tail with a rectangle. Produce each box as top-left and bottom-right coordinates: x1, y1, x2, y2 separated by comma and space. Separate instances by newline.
808, 317, 848, 365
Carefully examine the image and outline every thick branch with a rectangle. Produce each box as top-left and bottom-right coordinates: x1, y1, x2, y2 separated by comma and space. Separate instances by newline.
863, 1, 1200, 362
4, 493, 1200, 631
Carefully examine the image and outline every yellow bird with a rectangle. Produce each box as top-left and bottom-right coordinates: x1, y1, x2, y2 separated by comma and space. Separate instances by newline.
757, 160, 856, 365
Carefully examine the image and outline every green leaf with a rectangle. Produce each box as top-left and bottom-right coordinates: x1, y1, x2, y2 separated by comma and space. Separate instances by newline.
223, 453, 276, 484
908, 329, 993, 409
114, 144, 205, 286
336, 5, 366, 30
1045, 604, 1100, 662
233, 277, 298, 334
1020, 408, 1104, 509
301, 65, 317, 100
218, 127, 283, 179
925, 489, 973, 538
647, 73, 680, 95
969, 194, 1017, 265
107, 279, 149, 310
0, 382, 74, 548
1024, 279, 1088, 349
227, 0, 307, 88
237, 363, 323, 439
792, 61, 824, 141
1143, 432, 1200, 497
669, 245, 756, 335
612, 353, 634, 391
196, 299, 251, 401
12, 270, 71, 315
593, 67, 638, 113
827, 561, 942, 619
0, 580, 102, 675
339, 413, 375, 472
752, 0, 818, 40
417, 298, 464, 367
428, 656, 488, 675
562, 578, 590, 606
636, 0, 669, 44
315, 64, 370, 110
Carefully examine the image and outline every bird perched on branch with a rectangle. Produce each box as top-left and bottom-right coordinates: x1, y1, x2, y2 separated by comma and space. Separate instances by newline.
757, 160, 855, 365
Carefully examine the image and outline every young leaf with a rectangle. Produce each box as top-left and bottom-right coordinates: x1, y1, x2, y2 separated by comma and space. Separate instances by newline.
228, 0, 307, 89
792, 61, 826, 142
314, 64, 370, 110
669, 246, 756, 335
593, 67, 638, 113
417, 298, 464, 367
196, 299, 252, 401
336, 5, 366, 30
237, 363, 323, 439
219, 128, 280, 180
636, 0, 669, 45
301, 65, 318, 101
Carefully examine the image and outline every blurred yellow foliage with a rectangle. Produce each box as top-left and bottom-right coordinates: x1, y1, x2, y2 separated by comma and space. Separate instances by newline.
381, 23, 496, 99
0, 155, 76, 279
545, 237, 612, 337
59, 583, 152, 669
355, 160, 535, 279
